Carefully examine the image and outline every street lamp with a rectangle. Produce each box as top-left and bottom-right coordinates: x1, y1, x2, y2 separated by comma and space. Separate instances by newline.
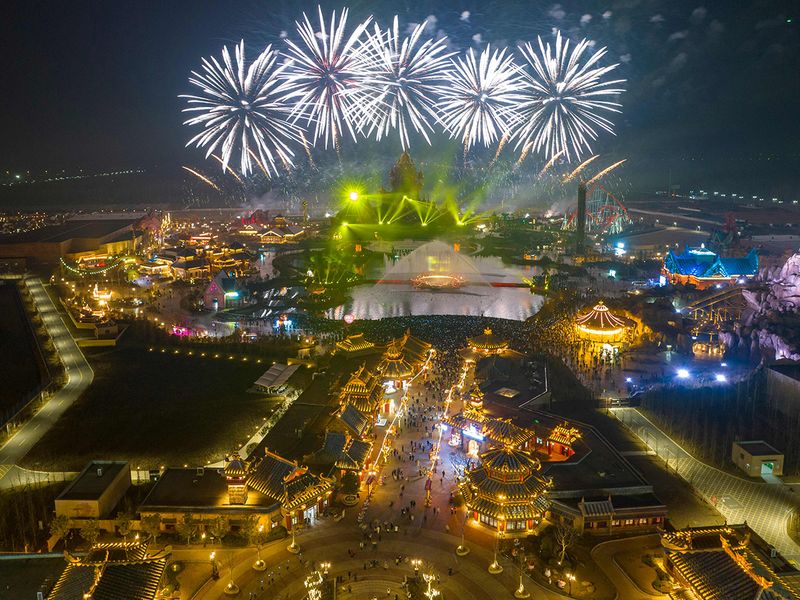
488, 527, 503, 574
456, 512, 470, 556
566, 572, 576, 596
514, 551, 530, 599
287, 518, 300, 554
253, 524, 266, 571
210, 551, 219, 580
411, 559, 422, 577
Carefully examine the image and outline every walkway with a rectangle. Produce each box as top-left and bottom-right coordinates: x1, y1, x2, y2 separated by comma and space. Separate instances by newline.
611, 407, 800, 562
0, 277, 93, 487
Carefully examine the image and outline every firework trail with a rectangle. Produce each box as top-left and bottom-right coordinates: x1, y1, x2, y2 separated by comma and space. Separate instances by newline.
538, 149, 565, 178
282, 7, 372, 149
181, 41, 301, 177
182, 166, 221, 192
585, 158, 626, 186
562, 154, 599, 183
211, 154, 244, 184
437, 45, 524, 151
513, 30, 625, 161
355, 16, 454, 149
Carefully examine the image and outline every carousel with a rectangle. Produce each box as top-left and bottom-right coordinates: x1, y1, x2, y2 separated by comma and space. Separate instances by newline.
460, 446, 552, 535
575, 301, 628, 344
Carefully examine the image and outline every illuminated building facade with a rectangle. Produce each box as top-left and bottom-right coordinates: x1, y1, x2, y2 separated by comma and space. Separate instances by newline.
663, 246, 759, 290
460, 447, 552, 535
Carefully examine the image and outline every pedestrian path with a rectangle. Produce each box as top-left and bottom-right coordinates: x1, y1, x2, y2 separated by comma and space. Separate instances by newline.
612, 407, 800, 562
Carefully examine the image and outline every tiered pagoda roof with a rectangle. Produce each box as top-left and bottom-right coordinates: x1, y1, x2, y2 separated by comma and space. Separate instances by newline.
468, 328, 509, 353
48, 542, 169, 600
461, 447, 552, 521
664, 247, 758, 279
387, 330, 431, 366
377, 341, 415, 380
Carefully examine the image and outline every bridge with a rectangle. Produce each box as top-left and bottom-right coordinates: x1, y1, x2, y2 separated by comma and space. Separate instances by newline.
686, 284, 762, 325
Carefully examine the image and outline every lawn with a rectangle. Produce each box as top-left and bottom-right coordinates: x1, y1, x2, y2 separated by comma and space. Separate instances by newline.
21, 346, 276, 471
0, 282, 43, 413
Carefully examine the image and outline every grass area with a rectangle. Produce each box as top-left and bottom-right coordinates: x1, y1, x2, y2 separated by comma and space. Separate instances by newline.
21, 345, 276, 471
0, 557, 65, 600
0, 282, 42, 413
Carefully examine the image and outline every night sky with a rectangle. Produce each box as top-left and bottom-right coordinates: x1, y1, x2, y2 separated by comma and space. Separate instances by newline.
3, 0, 799, 197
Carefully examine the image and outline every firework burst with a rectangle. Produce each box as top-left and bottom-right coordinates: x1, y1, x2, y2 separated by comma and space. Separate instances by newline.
514, 31, 625, 161
355, 17, 454, 149
282, 7, 372, 148
437, 45, 524, 151
181, 41, 301, 177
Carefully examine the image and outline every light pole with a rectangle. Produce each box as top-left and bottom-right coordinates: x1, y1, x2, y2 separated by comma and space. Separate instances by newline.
210, 551, 219, 580
514, 551, 530, 599
287, 517, 299, 554
488, 528, 503, 574
253, 524, 266, 571
566, 571, 576, 597
456, 512, 470, 556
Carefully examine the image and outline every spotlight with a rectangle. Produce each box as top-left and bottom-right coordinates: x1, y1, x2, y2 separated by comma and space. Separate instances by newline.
715, 373, 727, 382
677, 368, 690, 379
348, 191, 359, 201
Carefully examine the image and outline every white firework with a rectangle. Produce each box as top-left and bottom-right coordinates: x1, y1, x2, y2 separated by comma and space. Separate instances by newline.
514, 31, 625, 161
281, 7, 372, 148
355, 17, 454, 149
181, 40, 301, 177
437, 45, 524, 151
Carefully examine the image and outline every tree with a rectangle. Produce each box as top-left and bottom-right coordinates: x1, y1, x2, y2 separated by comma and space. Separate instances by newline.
341, 471, 359, 495
141, 513, 162, 546
50, 514, 71, 548
553, 521, 579, 565
205, 516, 229, 543
176, 513, 197, 546
239, 514, 260, 546
115, 511, 134, 543
81, 520, 100, 547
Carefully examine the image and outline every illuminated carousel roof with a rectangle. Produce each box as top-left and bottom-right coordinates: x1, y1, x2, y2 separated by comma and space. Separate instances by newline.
468, 328, 509, 351
575, 301, 627, 336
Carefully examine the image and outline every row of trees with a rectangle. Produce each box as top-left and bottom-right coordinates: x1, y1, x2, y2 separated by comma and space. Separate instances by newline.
0, 481, 66, 552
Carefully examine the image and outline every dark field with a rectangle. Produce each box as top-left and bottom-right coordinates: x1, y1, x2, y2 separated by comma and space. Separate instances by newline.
21, 346, 276, 471
0, 282, 42, 413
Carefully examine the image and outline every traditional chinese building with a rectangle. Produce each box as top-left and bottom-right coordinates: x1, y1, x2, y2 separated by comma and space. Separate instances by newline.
460, 447, 552, 535
660, 524, 800, 599
306, 431, 373, 479
337, 365, 384, 415
467, 328, 509, 356
377, 341, 415, 389
662, 246, 759, 290
48, 542, 170, 600
575, 301, 628, 343
334, 333, 376, 357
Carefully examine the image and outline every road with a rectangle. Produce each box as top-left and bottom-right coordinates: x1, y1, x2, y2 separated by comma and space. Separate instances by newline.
612, 407, 800, 563
591, 535, 664, 600
0, 278, 93, 487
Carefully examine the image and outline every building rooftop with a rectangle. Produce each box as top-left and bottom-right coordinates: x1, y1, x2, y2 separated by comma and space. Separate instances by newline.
57, 461, 128, 501
139, 467, 277, 513
735, 440, 782, 456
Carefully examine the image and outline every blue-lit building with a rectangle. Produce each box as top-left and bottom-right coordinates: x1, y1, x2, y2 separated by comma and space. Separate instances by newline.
662, 246, 758, 289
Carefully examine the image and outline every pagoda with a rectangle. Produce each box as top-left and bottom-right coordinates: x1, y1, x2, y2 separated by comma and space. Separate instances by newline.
460, 447, 552, 535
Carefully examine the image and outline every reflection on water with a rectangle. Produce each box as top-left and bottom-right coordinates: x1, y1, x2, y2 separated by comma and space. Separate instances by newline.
328, 283, 544, 321
329, 241, 544, 321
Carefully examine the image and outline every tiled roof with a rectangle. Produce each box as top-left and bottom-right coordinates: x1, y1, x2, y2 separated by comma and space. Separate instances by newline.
335, 333, 375, 353
549, 424, 582, 446
664, 247, 758, 278
48, 543, 169, 600
340, 404, 371, 437
310, 432, 373, 472
246, 451, 334, 511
